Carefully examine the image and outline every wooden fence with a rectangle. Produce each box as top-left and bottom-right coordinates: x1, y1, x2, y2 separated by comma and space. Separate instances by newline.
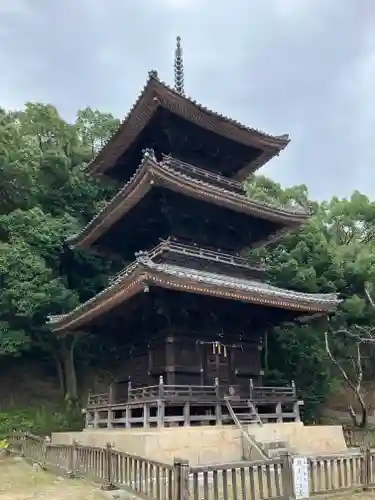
343, 425, 375, 448
7, 433, 375, 500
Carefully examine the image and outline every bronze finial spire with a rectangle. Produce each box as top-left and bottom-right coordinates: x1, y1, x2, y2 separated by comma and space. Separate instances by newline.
174, 36, 184, 95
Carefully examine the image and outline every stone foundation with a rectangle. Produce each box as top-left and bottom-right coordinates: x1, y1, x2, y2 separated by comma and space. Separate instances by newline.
52, 422, 347, 466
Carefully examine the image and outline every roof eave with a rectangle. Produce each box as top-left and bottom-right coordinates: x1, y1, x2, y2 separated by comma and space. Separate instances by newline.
87, 75, 290, 177
70, 156, 310, 251
48, 264, 341, 334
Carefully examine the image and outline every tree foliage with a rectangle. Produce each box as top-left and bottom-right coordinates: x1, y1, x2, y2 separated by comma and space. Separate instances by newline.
1, 102, 375, 421
0, 104, 119, 399
248, 181, 375, 419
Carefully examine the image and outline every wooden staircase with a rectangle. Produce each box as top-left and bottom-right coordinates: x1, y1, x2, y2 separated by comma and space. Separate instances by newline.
225, 398, 291, 460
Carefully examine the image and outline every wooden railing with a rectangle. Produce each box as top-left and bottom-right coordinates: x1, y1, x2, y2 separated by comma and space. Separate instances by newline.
9, 433, 175, 499
250, 385, 296, 401
87, 392, 109, 406
161, 155, 246, 194
189, 452, 368, 500
161, 239, 265, 271
128, 385, 161, 401
88, 378, 297, 408
8, 433, 375, 499
109, 238, 265, 285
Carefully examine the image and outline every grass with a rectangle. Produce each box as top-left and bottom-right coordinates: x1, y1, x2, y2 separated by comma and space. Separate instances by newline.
0, 456, 103, 500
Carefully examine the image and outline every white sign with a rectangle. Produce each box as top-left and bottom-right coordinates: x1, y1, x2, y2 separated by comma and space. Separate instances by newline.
292, 457, 309, 499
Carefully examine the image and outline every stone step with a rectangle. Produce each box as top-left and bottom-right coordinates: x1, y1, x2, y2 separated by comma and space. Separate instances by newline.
267, 447, 290, 458
257, 440, 289, 451
237, 414, 257, 421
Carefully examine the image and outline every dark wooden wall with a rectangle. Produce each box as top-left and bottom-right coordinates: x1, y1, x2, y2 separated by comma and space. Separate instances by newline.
115, 332, 262, 392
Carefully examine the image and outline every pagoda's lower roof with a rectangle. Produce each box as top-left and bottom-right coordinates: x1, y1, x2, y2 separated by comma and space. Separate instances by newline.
48, 252, 341, 333
69, 152, 309, 252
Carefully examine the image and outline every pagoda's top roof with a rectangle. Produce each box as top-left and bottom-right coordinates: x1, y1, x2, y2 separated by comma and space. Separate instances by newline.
48, 250, 341, 333
69, 151, 309, 251
87, 73, 290, 180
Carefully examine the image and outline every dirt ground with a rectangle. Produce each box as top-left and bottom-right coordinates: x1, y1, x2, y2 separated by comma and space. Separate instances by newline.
333, 495, 375, 500
0, 457, 103, 500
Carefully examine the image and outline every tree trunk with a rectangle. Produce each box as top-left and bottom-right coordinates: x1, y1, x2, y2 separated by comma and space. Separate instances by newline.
54, 354, 65, 395
356, 392, 368, 428
344, 390, 368, 428
60, 338, 78, 402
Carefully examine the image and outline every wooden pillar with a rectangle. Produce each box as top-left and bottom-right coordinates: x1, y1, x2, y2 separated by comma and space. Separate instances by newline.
125, 406, 131, 428
143, 404, 150, 428
165, 337, 175, 385
183, 402, 190, 427
291, 380, 296, 397
93, 410, 99, 429
108, 383, 116, 405
276, 402, 283, 423
294, 401, 302, 422
84, 410, 90, 429
157, 401, 165, 427
159, 375, 165, 398
252, 404, 259, 423
214, 377, 222, 425
157, 376, 165, 427
148, 344, 153, 385
249, 378, 254, 399
127, 380, 132, 401
292, 381, 301, 421
107, 409, 113, 428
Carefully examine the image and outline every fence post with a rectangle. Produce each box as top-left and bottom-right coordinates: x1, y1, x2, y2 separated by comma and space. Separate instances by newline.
42, 436, 50, 467
173, 458, 189, 500
19, 433, 26, 457
101, 442, 117, 490
280, 452, 295, 500
67, 439, 78, 478
363, 446, 371, 490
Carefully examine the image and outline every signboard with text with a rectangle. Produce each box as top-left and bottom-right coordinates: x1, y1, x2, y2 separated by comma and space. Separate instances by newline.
292, 457, 309, 499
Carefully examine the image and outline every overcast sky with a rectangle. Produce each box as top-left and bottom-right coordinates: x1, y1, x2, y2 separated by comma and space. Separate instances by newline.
0, 0, 374, 201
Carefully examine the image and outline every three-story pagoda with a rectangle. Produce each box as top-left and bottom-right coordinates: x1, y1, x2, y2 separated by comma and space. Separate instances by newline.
48, 39, 340, 429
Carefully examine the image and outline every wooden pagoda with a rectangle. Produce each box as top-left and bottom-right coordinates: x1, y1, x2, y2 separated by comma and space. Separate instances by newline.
48, 39, 340, 429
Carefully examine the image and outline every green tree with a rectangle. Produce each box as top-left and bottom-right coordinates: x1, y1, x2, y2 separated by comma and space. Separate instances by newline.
253, 180, 375, 419
0, 104, 119, 402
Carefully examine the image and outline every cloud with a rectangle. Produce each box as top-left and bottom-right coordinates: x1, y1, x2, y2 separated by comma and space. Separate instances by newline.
0, 0, 374, 200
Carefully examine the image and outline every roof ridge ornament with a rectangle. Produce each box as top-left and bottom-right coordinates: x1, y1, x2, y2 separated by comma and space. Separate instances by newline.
174, 36, 184, 95
141, 148, 156, 161
148, 70, 159, 79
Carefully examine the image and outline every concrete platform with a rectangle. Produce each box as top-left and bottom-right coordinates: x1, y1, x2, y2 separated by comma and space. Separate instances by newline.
51, 422, 347, 466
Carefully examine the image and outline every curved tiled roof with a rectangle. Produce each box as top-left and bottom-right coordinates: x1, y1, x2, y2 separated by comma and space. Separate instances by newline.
88, 73, 290, 180
69, 152, 309, 250
47, 255, 341, 333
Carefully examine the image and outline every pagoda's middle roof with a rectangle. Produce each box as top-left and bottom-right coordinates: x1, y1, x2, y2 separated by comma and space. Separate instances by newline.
69, 152, 310, 251
48, 247, 341, 333
87, 73, 290, 180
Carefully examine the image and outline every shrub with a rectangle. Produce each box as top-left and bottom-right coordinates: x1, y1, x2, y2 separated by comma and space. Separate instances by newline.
0, 406, 83, 438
